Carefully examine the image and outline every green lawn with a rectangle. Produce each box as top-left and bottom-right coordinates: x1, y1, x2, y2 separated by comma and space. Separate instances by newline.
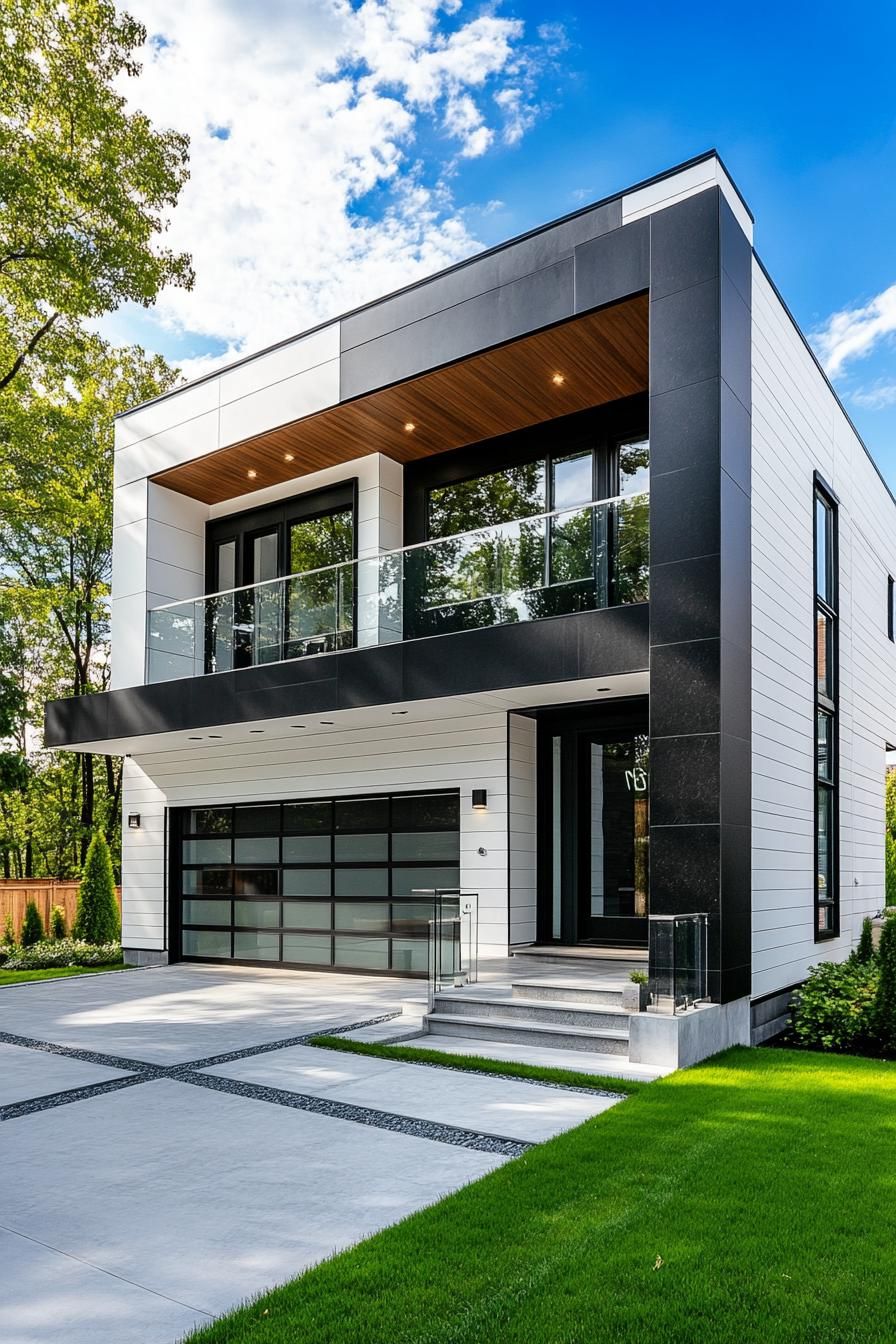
0, 962, 127, 986
308, 1032, 647, 1095
185, 1048, 896, 1344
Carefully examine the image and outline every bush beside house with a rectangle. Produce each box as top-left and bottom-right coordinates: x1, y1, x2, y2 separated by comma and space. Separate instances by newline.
791, 913, 896, 1056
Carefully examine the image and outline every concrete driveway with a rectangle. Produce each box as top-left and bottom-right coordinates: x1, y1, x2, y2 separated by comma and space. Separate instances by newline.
0, 965, 621, 1344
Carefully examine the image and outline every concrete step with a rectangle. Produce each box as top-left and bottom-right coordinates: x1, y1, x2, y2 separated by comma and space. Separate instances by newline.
511, 979, 627, 1008
511, 945, 648, 969
432, 992, 630, 1033
424, 1012, 630, 1056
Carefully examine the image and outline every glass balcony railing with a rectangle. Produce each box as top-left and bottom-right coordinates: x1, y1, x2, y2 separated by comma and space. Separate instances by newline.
145, 491, 649, 684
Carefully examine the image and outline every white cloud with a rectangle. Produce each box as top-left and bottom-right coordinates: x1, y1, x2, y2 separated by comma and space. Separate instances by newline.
852, 380, 896, 410
116, 0, 560, 372
812, 282, 896, 378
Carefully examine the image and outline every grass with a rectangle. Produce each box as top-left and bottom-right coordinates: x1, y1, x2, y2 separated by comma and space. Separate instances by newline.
0, 962, 127, 986
184, 1047, 896, 1344
308, 1032, 648, 1095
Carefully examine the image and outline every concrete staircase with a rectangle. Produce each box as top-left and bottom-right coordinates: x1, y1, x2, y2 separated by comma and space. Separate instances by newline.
424, 977, 635, 1057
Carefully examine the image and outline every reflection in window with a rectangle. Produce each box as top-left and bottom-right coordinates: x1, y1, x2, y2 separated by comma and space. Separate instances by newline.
814, 483, 838, 938
619, 439, 649, 496
428, 462, 546, 539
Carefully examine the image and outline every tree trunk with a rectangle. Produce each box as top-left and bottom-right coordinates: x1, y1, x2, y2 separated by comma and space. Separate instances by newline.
80, 752, 95, 865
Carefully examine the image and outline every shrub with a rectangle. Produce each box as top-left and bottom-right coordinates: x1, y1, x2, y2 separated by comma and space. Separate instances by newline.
874, 911, 896, 1053
20, 900, 45, 947
73, 832, 120, 944
0, 944, 11, 966
791, 958, 879, 1053
3, 938, 122, 970
853, 916, 875, 966
3, 911, 15, 945
49, 905, 67, 939
629, 970, 648, 985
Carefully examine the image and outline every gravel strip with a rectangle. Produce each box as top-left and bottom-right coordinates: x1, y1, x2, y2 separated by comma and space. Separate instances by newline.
1, 1074, 148, 1122
0, 1030, 170, 1077
178, 1069, 530, 1156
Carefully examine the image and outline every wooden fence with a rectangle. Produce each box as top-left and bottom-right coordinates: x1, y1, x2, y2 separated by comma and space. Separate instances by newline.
0, 880, 122, 937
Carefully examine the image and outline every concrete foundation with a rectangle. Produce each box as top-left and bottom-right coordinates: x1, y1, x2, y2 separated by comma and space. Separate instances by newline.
123, 947, 169, 967
628, 996, 751, 1068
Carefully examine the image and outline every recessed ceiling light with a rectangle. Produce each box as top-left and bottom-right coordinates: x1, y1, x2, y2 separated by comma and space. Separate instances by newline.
247, 469, 257, 479
284, 453, 294, 462
551, 372, 565, 386
403, 421, 416, 433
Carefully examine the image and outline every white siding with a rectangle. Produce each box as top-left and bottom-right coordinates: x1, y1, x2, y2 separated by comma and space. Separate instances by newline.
751, 259, 896, 998
508, 712, 537, 945
122, 705, 520, 958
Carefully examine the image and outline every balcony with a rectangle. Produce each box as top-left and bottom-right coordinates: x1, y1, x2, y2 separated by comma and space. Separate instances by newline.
146, 491, 649, 685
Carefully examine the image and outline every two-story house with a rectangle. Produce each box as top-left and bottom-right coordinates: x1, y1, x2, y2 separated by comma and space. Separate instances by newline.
45, 152, 896, 1068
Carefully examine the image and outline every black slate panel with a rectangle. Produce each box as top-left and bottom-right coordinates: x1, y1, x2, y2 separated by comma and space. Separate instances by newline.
340, 258, 575, 401
341, 200, 620, 353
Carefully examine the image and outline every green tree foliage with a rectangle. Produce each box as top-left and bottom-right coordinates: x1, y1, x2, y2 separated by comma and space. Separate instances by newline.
886, 769, 896, 907
3, 910, 15, 945
0, 0, 192, 393
72, 831, 120, 944
49, 904, 66, 939
854, 916, 875, 965
874, 912, 896, 1053
20, 898, 44, 946
0, 337, 178, 869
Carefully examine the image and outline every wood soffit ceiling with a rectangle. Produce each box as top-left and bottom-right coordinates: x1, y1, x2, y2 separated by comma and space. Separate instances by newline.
151, 295, 649, 505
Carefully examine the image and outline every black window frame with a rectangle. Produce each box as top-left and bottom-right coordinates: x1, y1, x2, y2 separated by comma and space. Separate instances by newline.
170, 789, 461, 976
814, 475, 839, 941
205, 479, 359, 594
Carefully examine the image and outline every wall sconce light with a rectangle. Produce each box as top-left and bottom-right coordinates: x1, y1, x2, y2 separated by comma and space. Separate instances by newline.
128, 813, 141, 830
472, 789, 488, 811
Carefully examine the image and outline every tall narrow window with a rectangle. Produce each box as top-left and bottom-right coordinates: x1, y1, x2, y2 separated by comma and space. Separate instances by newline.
888, 575, 894, 642
814, 483, 838, 938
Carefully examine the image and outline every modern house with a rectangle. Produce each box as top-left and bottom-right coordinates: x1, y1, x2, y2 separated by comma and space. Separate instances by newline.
45, 152, 896, 1067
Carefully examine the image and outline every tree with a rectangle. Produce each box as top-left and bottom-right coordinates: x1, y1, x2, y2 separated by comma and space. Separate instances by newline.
854, 916, 874, 966
49, 904, 66, 939
886, 768, 896, 907
0, 0, 192, 393
20, 898, 44, 946
72, 831, 120, 943
0, 336, 179, 863
874, 912, 896, 1053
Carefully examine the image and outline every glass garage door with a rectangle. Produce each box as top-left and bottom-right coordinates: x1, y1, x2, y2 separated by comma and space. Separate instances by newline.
175, 791, 460, 976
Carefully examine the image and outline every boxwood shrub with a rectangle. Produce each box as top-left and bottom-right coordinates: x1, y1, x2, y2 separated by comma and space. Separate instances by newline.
791, 957, 880, 1053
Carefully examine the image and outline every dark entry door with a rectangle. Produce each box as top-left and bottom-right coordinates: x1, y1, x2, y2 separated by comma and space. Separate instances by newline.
577, 732, 649, 945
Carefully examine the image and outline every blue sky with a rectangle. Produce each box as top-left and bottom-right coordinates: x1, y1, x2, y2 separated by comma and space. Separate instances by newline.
123, 0, 896, 482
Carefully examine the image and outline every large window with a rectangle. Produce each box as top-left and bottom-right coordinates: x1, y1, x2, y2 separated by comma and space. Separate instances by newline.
205, 482, 356, 669
175, 791, 460, 975
815, 483, 838, 938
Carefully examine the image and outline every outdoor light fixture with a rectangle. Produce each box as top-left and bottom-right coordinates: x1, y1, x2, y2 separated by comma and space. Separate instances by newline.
472, 789, 488, 811
128, 814, 141, 830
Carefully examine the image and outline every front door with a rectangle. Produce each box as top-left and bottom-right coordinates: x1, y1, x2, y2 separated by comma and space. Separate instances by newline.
577, 732, 649, 945
538, 705, 649, 948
